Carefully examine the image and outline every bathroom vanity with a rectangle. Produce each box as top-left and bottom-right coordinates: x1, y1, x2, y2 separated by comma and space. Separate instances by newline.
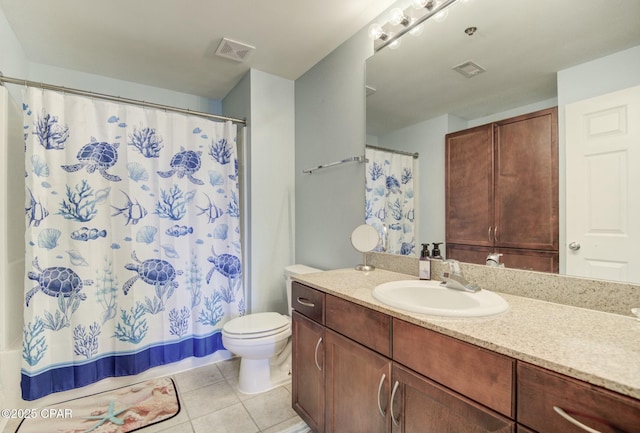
291, 269, 640, 433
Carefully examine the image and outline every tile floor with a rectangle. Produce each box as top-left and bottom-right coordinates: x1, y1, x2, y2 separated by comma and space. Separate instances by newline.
4, 358, 310, 433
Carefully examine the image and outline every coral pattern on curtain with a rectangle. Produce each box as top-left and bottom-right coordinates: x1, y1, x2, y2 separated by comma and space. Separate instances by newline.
21, 88, 244, 400
365, 147, 416, 255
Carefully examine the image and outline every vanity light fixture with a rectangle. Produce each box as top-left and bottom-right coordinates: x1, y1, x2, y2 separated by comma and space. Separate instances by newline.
370, 0, 459, 52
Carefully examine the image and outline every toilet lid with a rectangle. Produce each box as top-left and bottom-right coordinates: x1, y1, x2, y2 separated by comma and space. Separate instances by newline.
223, 312, 290, 337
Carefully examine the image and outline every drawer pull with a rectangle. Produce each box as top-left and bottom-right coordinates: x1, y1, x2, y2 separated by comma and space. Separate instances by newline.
553, 406, 603, 433
297, 297, 315, 308
377, 374, 387, 417
390, 380, 401, 427
314, 337, 323, 371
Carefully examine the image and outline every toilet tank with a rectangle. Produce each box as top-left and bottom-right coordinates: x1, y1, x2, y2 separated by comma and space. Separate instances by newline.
284, 264, 321, 315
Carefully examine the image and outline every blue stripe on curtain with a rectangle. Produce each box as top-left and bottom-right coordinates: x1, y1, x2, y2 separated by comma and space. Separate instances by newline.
21, 332, 223, 400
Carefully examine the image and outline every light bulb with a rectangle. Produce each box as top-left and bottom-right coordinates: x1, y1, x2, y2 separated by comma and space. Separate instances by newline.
412, 0, 436, 10
410, 0, 428, 9
389, 8, 410, 26
434, 8, 449, 22
388, 33, 401, 50
409, 23, 424, 36
368, 23, 385, 40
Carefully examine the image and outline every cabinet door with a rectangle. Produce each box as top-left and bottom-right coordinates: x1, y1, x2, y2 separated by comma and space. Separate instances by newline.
494, 108, 558, 250
446, 124, 494, 246
292, 311, 325, 433
325, 329, 391, 433
391, 364, 514, 433
517, 362, 640, 433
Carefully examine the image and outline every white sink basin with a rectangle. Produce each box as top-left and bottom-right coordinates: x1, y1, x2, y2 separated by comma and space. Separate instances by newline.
373, 280, 509, 317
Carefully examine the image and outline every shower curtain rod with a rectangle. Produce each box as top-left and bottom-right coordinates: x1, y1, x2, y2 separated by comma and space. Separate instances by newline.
366, 144, 419, 159
0, 73, 247, 125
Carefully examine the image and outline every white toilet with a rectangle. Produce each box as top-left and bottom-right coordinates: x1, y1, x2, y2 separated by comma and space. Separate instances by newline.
222, 264, 320, 394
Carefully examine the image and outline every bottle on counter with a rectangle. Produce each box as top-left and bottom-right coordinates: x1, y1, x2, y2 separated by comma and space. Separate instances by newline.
419, 243, 431, 280
431, 242, 443, 260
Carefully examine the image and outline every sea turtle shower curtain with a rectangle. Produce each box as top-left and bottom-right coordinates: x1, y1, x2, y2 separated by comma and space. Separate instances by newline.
365, 147, 416, 255
21, 87, 244, 400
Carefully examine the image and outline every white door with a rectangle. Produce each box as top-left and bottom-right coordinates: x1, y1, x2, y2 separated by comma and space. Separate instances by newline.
566, 85, 640, 284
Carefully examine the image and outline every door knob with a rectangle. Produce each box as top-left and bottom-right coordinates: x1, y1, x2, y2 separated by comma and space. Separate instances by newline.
568, 242, 581, 251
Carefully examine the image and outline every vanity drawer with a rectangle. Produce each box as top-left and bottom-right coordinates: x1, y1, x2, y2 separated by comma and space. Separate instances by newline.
291, 282, 325, 324
393, 318, 515, 418
325, 294, 391, 357
517, 362, 640, 433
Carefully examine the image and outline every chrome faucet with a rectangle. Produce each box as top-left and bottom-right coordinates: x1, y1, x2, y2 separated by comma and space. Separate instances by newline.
441, 259, 481, 293
485, 252, 505, 268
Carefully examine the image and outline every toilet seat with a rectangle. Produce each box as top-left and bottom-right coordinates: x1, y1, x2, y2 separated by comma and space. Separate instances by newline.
222, 312, 290, 339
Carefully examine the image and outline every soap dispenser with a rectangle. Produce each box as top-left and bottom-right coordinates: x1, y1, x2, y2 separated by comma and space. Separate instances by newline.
419, 243, 431, 280
431, 242, 443, 260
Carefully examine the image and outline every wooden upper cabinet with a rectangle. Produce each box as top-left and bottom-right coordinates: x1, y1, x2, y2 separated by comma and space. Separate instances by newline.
446, 107, 559, 260
494, 108, 558, 250
446, 124, 494, 246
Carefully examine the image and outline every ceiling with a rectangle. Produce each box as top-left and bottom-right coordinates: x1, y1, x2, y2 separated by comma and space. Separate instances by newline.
366, 0, 640, 136
0, 0, 397, 99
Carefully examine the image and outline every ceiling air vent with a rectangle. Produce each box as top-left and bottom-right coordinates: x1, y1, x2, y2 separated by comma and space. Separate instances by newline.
215, 38, 255, 62
452, 60, 486, 78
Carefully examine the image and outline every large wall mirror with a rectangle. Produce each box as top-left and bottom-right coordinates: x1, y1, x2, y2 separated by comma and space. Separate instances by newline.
365, 0, 640, 284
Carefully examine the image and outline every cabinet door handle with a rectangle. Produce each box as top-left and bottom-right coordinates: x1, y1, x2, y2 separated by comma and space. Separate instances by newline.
390, 380, 401, 427
553, 406, 603, 433
488, 226, 492, 242
297, 297, 315, 308
377, 373, 387, 417
494, 226, 498, 242
314, 337, 323, 371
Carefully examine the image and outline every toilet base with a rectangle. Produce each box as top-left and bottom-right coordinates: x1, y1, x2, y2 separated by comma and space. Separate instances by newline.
237, 355, 291, 395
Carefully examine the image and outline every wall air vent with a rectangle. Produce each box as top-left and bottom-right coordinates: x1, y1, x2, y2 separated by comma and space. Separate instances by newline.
215, 38, 255, 62
452, 60, 486, 78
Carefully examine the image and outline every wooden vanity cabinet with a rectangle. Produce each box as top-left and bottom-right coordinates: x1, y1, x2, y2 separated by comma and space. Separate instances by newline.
292, 283, 640, 433
517, 362, 640, 433
391, 364, 514, 433
291, 282, 326, 433
446, 107, 559, 272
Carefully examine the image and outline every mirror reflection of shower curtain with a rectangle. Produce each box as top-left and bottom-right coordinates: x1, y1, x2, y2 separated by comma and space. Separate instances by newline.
365, 147, 417, 255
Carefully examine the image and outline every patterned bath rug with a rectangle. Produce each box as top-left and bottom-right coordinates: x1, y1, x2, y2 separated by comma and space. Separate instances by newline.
16, 377, 180, 433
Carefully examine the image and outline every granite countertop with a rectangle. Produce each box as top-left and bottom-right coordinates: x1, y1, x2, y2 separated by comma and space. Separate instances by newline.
293, 268, 640, 400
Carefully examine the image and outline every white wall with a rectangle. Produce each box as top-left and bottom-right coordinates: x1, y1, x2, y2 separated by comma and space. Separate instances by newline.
0, 6, 28, 102
28, 63, 218, 114
224, 70, 296, 314
0, 86, 24, 350
295, 28, 372, 270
